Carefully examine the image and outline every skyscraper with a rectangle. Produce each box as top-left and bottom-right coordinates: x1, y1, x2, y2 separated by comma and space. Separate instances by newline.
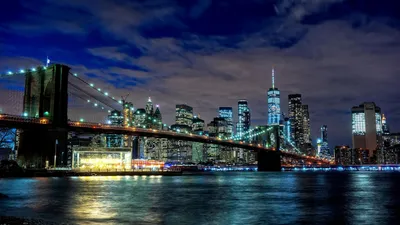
237, 100, 250, 140
175, 104, 193, 131
145, 97, 154, 115
382, 114, 390, 135
267, 68, 280, 125
302, 105, 311, 144
320, 125, 330, 157
219, 107, 233, 137
288, 94, 303, 147
107, 110, 124, 147
351, 102, 382, 157
192, 115, 205, 135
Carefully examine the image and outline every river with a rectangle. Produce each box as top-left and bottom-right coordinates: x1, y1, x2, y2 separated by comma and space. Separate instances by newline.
1, 172, 400, 225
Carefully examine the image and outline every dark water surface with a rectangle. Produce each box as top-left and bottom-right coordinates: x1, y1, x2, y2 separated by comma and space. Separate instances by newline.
1, 172, 400, 225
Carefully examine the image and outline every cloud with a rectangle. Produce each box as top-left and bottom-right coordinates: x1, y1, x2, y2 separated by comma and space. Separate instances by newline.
1, 0, 400, 149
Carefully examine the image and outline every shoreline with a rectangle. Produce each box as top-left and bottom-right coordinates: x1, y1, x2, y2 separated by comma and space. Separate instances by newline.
0, 170, 182, 178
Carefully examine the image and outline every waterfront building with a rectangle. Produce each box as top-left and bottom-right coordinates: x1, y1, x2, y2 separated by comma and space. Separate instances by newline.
334, 146, 352, 165
334, 146, 370, 165
382, 133, 400, 164
236, 100, 250, 140
219, 107, 233, 137
288, 94, 304, 148
267, 68, 281, 126
351, 102, 382, 157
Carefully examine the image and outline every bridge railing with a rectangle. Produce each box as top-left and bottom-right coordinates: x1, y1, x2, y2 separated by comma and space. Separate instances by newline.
0, 114, 333, 163
0, 114, 49, 124
67, 121, 268, 150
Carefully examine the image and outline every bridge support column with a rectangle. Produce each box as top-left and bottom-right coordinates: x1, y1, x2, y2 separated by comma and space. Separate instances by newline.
18, 64, 70, 168
132, 136, 140, 159
257, 151, 281, 171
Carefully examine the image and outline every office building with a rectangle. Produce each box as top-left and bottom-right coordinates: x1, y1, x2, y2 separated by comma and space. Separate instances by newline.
237, 100, 250, 139
302, 105, 311, 144
145, 97, 154, 115
283, 117, 291, 144
351, 102, 382, 157
192, 116, 205, 135
106, 110, 124, 147
208, 117, 228, 138
175, 104, 193, 129
320, 125, 330, 157
382, 114, 390, 135
334, 146, 352, 165
219, 107, 233, 137
108, 110, 123, 125
123, 102, 134, 127
267, 68, 281, 125
288, 94, 303, 148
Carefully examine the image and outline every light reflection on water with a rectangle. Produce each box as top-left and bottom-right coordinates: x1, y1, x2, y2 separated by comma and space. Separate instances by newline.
1, 172, 400, 225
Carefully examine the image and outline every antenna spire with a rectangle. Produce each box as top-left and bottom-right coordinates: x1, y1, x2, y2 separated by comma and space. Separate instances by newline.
272, 66, 275, 89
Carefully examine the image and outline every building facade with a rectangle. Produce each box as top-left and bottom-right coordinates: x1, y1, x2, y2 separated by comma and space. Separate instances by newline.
288, 94, 304, 148
320, 125, 330, 157
267, 68, 281, 125
302, 105, 311, 144
175, 104, 193, 131
219, 107, 233, 137
351, 102, 382, 157
237, 100, 250, 140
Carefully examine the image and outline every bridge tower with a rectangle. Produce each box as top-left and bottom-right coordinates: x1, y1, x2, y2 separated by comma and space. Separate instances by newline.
18, 64, 70, 168
257, 125, 282, 171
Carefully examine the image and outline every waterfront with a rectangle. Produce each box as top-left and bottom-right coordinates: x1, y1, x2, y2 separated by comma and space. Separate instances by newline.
1, 172, 400, 225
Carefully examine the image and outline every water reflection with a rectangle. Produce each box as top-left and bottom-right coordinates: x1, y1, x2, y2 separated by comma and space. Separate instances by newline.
1, 172, 400, 225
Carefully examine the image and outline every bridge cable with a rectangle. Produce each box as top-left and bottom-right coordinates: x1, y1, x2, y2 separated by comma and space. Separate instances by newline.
68, 72, 122, 104
68, 81, 119, 111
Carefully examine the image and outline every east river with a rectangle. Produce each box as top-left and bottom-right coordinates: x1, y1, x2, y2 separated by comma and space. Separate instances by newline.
1, 172, 400, 225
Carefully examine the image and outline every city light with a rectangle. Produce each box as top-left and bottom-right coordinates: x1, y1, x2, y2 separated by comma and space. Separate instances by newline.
20, 69, 25, 73
31, 68, 36, 72
7, 71, 12, 75
79, 118, 84, 122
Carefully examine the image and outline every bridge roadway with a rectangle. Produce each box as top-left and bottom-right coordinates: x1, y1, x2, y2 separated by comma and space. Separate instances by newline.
0, 114, 332, 164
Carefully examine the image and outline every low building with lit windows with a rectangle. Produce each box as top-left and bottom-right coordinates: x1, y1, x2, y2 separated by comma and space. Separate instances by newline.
72, 147, 132, 170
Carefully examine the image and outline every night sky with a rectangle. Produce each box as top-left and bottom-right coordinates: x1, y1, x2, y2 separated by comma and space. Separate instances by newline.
1, 0, 400, 148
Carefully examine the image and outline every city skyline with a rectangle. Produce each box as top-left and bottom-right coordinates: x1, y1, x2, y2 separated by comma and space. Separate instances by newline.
1, 0, 400, 148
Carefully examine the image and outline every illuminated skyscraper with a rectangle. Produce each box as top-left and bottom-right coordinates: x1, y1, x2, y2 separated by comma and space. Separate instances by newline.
302, 105, 311, 144
174, 104, 193, 132
236, 100, 250, 140
382, 114, 390, 135
106, 110, 124, 147
123, 102, 134, 127
267, 68, 280, 125
108, 110, 123, 125
320, 125, 330, 157
192, 115, 205, 135
219, 107, 233, 137
145, 97, 154, 115
288, 94, 303, 147
351, 102, 382, 157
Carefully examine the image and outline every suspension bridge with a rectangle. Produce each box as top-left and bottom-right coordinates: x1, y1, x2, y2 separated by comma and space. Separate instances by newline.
0, 64, 332, 171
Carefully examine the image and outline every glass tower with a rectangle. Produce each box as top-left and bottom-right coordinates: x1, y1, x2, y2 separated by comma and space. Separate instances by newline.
237, 100, 250, 140
267, 68, 281, 125
219, 107, 233, 138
